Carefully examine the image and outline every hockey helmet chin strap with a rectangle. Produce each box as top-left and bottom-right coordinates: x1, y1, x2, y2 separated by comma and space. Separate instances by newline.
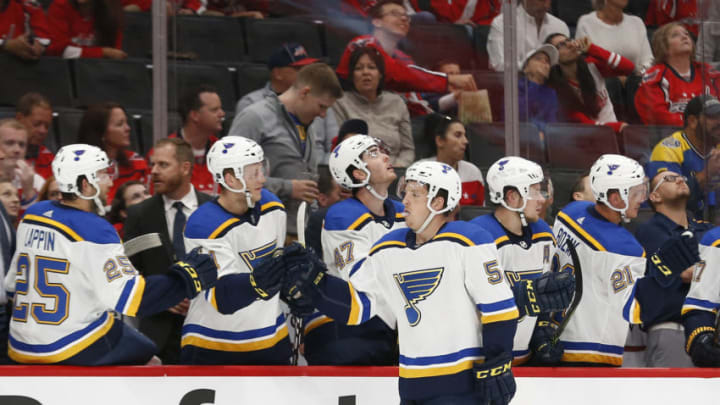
500, 197, 529, 227
76, 182, 106, 216
365, 183, 388, 201
221, 173, 256, 208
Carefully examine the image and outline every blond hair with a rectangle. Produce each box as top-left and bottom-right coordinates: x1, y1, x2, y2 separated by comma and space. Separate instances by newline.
293, 63, 344, 99
652, 22, 696, 65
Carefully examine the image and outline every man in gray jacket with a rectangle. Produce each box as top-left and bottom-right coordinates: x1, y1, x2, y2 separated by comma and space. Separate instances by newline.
229, 63, 343, 239
234, 43, 339, 163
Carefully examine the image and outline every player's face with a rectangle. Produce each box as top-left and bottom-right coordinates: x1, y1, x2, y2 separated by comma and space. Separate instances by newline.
401, 181, 431, 231
437, 122, 468, 163
667, 25, 693, 56
625, 181, 648, 219
17, 105, 52, 147
373, 4, 410, 38
0, 182, 20, 218
104, 108, 131, 149
296, 90, 336, 126
523, 183, 546, 223
195, 92, 225, 133
243, 161, 266, 203
607, 0, 628, 9
151, 144, 187, 195
95, 168, 113, 203
363, 145, 396, 185
352, 54, 382, 96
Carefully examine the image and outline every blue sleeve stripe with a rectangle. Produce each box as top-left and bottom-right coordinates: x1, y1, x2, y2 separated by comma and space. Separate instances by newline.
182, 315, 286, 340
399, 347, 482, 366
622, 283, 639, 322
478, 298, 516, 313
684, 297, 720, 311
114, 278, 136, 313
358, 290, 372, 323
348, 258, 367, 278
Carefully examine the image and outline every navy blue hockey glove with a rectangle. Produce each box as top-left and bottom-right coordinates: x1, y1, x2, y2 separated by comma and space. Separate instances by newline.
250, 248, 286, 300
529, 321, 564, 365
687, 329, 720, 367
280, 243, 327, 316
649, 232, 699, 287
171, 247, 218, 298
513, 271, 575, 317
474, 353, 516, 405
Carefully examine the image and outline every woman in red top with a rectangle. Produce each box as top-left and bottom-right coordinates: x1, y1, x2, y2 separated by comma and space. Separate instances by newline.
46, 0, 126, 59
78, 102, 149, 204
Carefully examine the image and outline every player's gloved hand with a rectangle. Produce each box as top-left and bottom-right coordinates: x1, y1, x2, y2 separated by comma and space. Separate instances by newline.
171, 247, 218, 298
281, 243, 327, 316
649, 232, 699, 287
250, 248, 286, 300
474, 352, 515, 405
513, 271, 575, 316
687, 329, 720, 367
529, 321, 564, 365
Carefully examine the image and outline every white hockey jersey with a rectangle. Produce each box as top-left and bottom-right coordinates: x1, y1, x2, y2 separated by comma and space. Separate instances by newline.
682, 227, 720, 330
347, 221, 519, 400
181, 190, 288, 353
553, 201, 646, 366
7, 201, 146, 363
471, 214, 556, 364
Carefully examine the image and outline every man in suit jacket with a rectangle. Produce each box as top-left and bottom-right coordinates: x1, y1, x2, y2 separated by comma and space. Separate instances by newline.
125, 138, 212, 364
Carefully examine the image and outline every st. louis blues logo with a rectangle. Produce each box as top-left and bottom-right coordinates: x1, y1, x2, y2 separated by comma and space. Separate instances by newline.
73, 150, 85, 161
441, 164, 451, 174
607, 164, 620, 175
222, 143, 235, 154
240, 240, 278, 270
333, 144, 341, 158
394, 268, 444, 326
498, 159, 509, 170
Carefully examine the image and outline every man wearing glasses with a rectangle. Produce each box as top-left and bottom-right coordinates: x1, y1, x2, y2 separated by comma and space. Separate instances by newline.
634, 170, 713, 367
648, 95, 720, 219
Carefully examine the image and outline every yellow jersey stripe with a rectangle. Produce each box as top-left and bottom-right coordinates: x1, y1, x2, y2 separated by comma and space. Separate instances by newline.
532, 232, 556, 243
125, 276, 146, 317
399, 359, 475, 378
433, 232, 475, 246
181, 326, 288, 352
261, 201, 285, 212
8, 315, 115, 364
494, 235, 509, 246
347, 283, 362, 325
481, 309, 520, 324
304, 316, 334, 335
557, 212, 606, 251
711, 239, 720, 248
369, 240, 406, 256
23, 214, 84, 241
348, 213, 372, 231
631, 299, 642, 324
210, 288, 218, 312
209, 218, 241, 239
561, 352, 623, 366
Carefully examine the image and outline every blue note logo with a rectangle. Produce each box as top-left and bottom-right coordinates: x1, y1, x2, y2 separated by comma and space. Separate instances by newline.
333, 144, 341, 158
498, 159, 509, 171
441, 164, 451, 174
222, 143, 235, 154
394, 267, 444, 326
607, 164, 620, 175
73, 150, 85, 161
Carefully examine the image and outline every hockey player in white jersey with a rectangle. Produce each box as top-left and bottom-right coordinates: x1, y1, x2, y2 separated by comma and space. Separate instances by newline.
303, 135, 404, 365
180, 136, 291, 365
553, 154, 699, 366
6, 144, 217, 365
681, 226, 720, 367
470, 156, 570, 366
274, 161, 526, 403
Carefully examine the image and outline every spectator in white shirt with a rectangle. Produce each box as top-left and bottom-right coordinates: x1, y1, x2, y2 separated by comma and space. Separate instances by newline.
487, 0, 569, 72
576, 0, 654, 74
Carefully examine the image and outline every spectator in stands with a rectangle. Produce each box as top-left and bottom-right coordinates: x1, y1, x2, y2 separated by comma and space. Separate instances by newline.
107, 179, 149, 237
546, 34, 634, 133
231, 63, 343, 239
202, 0, 266, 17
77, 102, 149, 203
125, 137, 213, 364
15, 92, 54, 179
122, 0, 202, 15
422, 59, 463, 116
304, 164, 347, 259
46, 0, 127, 59
0, 0, 51, 60
646, 0, 698, 37
634, 169, 711, 367
409, 0, 501, 25
337, 0, 478, 116
38, 175, 60, 201
518, 44, 560, 133
635, 22, 720, 126
576, 0, 654, 75
696, 1, 720, 65
234, 43, 338, 163
0, 180, 19, 225
487, 0, 569, 72
0, 119, 44, 211
647, 95, 720, 219
0, 143, 15, 365
164, 85, 224, 195
330, 118, 369, 151
570, 171, 594, 202
332, 46, 414, 167
423, 113, 485, 206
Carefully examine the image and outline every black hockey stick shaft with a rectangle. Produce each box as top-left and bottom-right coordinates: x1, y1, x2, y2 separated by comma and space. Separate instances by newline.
552, 240, 583, 342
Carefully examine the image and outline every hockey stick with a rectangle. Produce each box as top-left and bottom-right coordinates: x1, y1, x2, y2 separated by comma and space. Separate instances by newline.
124, 232, 165, 257
551, 239, 583, 343
290, 201, 308, 366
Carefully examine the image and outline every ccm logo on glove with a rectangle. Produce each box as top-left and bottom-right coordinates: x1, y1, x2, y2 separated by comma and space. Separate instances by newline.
476, 360, 512, 379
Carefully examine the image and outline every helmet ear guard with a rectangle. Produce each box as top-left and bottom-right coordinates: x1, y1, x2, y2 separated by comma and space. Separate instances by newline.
52, 144, 110, 215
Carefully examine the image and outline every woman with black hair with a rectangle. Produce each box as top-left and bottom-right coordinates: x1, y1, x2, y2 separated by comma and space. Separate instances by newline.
545, 33, 634, 133
422, 113, 485, 206
78, 102, 148, 203
46, 0, 126, 59
332, 45, 414, 167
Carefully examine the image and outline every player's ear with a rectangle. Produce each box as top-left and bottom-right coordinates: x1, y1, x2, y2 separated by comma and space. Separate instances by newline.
430, 195, 445, 211
352, 168, 367, 182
